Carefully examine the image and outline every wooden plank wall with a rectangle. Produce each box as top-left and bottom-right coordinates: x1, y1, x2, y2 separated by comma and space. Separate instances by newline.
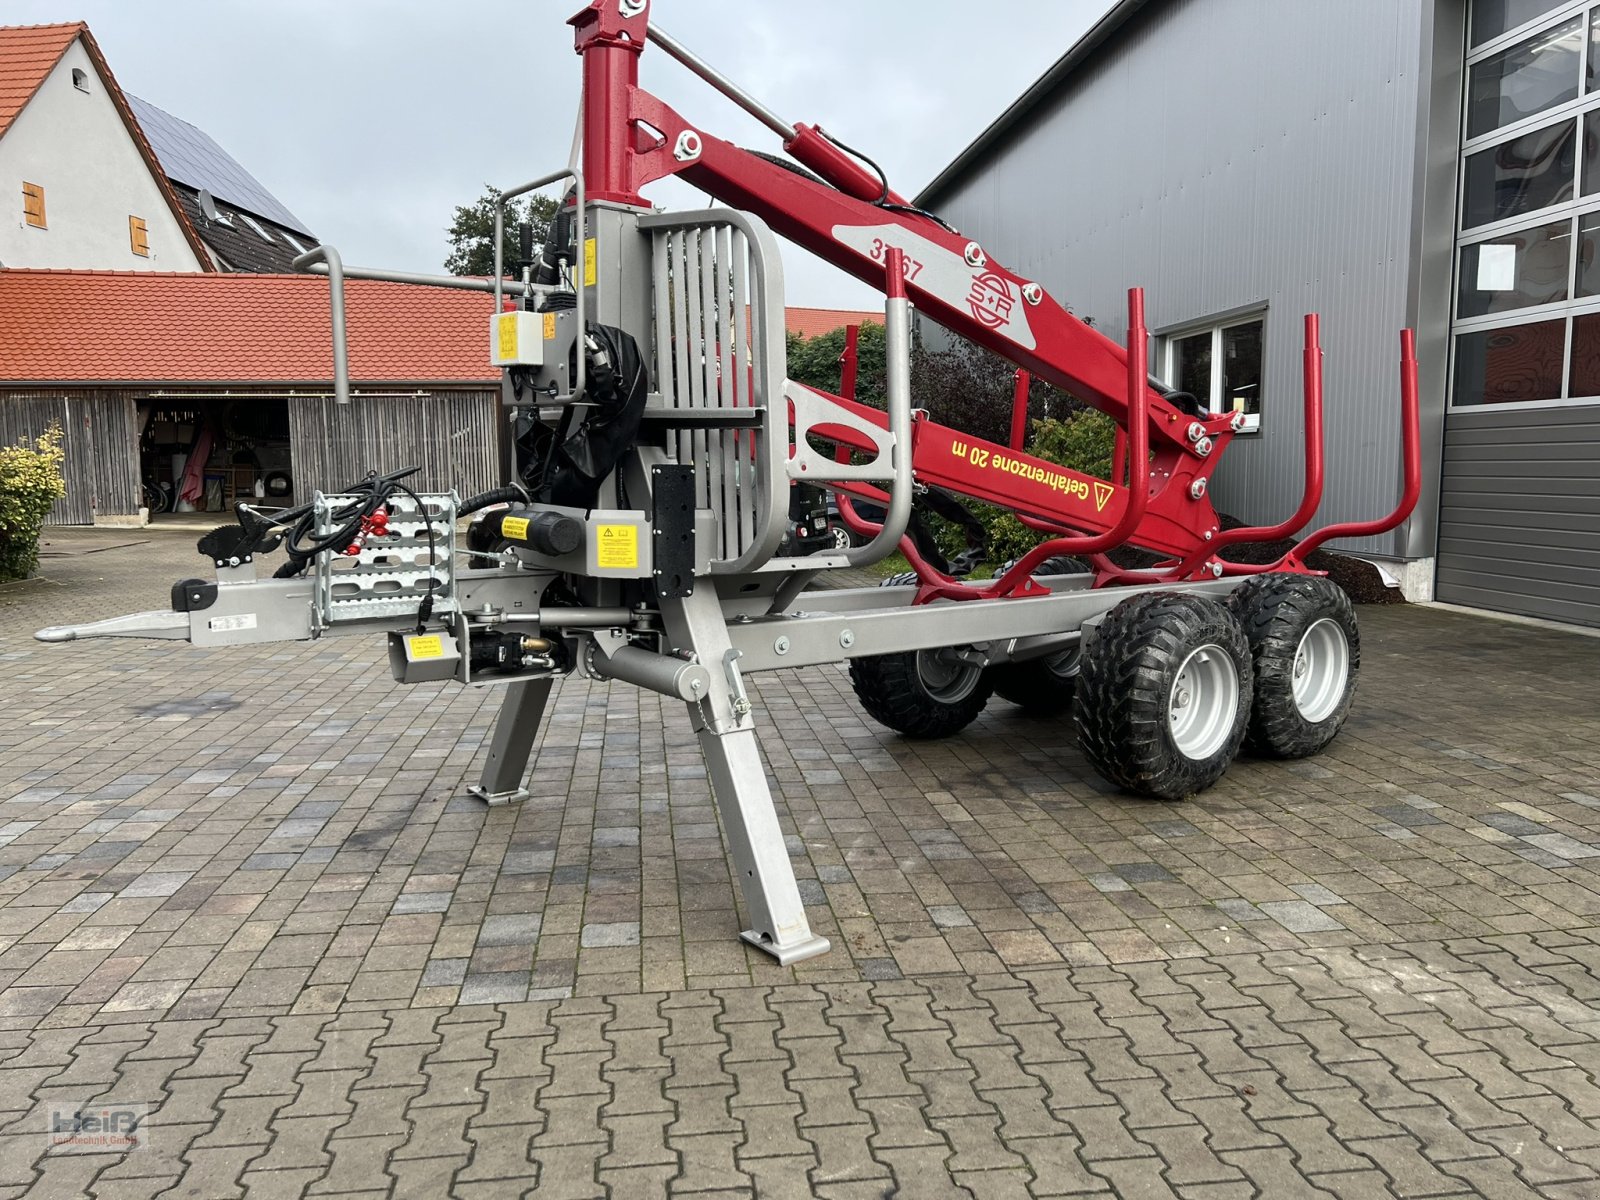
287, 390, 502, 503
0, 390, 140, 524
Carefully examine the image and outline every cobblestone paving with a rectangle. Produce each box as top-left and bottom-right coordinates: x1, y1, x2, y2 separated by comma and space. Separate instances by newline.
1, 528, 1598, 1196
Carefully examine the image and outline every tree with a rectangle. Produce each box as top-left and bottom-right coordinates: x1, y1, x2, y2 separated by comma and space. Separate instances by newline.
785, 321, 886, 406
445, 185, 562, 277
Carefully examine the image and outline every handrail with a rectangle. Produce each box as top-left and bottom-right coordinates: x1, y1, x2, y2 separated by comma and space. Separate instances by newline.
290, 245, 349, 405
491, 163, 587, 404
844, 248, 915, 568
301, 262, 535, 296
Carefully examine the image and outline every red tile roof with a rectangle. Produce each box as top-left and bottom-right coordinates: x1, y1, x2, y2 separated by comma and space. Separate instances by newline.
785, 307, 882, 340
0, 270, 498, 384
0, 23, 213, 269
0, 22, 79, 138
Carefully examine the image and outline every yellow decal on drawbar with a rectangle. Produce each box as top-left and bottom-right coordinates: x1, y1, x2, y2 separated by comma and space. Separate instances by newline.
496, 313, 519, 360
408, 634, 444, 660
542, 312, 557, 339
501, 515, 529, 541
583, 237, 597, 287
595, 524, 638, 570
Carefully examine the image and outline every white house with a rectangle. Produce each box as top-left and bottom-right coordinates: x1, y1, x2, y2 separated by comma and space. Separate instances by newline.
0, 23, 208, 272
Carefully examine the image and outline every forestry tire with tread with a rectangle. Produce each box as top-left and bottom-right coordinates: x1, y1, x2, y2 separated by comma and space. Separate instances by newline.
1227, 573, 1359, 759
850, 649, 993, 740
1072, 591, 1252, 800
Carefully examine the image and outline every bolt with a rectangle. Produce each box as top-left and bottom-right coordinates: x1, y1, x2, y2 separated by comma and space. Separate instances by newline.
839, 629, 856, 649
774, 635, 790, 655
1210, 562, 1225, 578
1186, 422, 1205, 443
963, 241, 986, 268
1203, 530, 1214, 541
1189, 478, 1208, 500
1021, 283, 1042, 305
1195, 437, 1213, 457
673, 130, 702, 162
619, 0, 646, 13
1230, 411, 1247, 432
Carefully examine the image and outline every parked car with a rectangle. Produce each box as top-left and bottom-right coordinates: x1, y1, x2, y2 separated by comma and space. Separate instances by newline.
779, 482, 836, 556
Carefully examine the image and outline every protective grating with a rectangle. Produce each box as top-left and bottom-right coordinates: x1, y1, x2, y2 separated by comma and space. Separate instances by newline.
650, 221, 772, 566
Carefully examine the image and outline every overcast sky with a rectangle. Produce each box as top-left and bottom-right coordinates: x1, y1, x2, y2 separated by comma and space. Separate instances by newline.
16, 0, 1108, 307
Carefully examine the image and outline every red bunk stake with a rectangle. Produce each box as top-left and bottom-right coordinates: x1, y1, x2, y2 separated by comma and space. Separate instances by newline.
1009, 369, 1029, 451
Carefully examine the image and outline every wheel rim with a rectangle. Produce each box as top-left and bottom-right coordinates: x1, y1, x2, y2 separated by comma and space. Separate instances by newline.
1041, 646, 1081, 681
831, 525, 852, 552
1167, 643, 1238, 760
1291, 617, 1349, 723
916, 649, 983, 703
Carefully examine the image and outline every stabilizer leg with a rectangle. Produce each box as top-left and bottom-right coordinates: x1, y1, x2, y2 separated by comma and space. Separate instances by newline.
662, 590, 830, 964
468, 677, 553, 806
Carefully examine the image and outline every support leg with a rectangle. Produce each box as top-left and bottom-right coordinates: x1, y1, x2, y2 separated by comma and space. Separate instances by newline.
662, 590, 830, 964
468, 677, 553, 806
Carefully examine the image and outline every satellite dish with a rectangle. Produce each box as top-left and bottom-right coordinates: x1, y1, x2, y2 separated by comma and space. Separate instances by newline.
197, 189, 229, 225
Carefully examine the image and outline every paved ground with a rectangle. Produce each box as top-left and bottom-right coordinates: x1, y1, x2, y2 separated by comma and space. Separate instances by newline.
1, 526, 1599, 1198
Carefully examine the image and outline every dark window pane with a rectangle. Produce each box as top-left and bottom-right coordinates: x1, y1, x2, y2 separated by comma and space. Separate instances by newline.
1470, 17, 1581, 139
1473, 0, 1570, 47
1463, 118, 1576, 228
1576, 210, 1600, 296
1582, 109, 1600, 193
1454, 320, 1565, 404
1570, 312, 1600, 394
1591, 10, 1600, 92
1220, 321, 1263, 420
1170, 331, 1211, 405
1457, 220, 1571, 318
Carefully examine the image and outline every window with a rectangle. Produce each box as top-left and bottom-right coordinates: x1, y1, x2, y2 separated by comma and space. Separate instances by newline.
129, 215, 149, 257
22, 182, 45, 228
1454, 2, 1600, 406
237, 213, 275, 243
71, 67, 89, 92
279, 229, 307, 254
1160, 314, 1265, 433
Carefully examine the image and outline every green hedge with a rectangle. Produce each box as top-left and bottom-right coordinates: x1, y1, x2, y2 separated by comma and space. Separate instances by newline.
0, 425, 67, 582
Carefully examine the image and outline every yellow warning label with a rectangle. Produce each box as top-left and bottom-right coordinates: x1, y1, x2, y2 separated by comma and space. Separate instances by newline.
408, 634, 444, 660
595, 524, 638, 570
542, 311, 557, 339
496, 313, 519, 360
583, 237, 597, 287
501, 515, 529, 541
1092, 482, 1114, 512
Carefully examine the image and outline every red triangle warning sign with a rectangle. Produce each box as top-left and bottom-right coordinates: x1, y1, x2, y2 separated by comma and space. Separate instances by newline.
1092, 482, 1114, 512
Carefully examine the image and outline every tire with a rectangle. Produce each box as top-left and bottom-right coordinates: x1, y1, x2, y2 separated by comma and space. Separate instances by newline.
989, 646, 1081, 714
263, 470, 293, 498
850, 648, 993, 739
997, 554, 1089, 578
1227, 573, 1359, 759
1072, 592, 1252, 800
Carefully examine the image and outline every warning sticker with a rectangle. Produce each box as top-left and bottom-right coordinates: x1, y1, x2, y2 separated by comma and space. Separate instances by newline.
542, 312, 557, 339
408, 634, 444, 660
1092, 482, 1114, 512
496, 313, 519, 360
595, 524, 638, 570
583, 237, 597, 288
501, 515, 530, 541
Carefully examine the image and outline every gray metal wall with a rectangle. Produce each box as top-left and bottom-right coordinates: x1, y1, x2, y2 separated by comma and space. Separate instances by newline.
0, 391, 140, 524
287, 391, 502, 504
1437, 405, 1600, 624
922, 0, 1433, 558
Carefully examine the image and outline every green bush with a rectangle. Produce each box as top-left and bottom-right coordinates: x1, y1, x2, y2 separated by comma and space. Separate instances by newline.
0, 425, 66, 582
977, 409, 1119, 563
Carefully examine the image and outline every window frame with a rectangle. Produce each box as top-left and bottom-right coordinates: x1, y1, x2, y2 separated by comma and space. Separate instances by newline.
1450, 0, 1600, 410
1157, 307, 1268, 435
22, 181, 45, 229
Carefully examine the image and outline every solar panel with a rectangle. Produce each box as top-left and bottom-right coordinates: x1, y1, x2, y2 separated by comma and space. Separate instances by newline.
127, 94, 313, 237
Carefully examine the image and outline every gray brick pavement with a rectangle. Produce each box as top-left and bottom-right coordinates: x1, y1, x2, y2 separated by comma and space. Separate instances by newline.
0, 528, 1598, 1195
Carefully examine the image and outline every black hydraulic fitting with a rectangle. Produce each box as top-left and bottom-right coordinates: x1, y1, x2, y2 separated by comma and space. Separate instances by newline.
470, 508, 584, 557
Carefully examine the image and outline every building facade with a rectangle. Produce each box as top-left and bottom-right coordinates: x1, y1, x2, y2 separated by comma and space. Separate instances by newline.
919, 0, 1600, 627
0, 24, 207, 272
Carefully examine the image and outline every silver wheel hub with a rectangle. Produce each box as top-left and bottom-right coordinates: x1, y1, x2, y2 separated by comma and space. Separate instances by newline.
1291, 618, 1349, 723
1167, 643, 1237, 760
916, 649, 982, 704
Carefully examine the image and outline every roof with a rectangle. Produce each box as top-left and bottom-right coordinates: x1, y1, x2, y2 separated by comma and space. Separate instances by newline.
0, 270, 497, 385
0, 23, 214, 270
916, 0, 1152, 207
0, 21, 80, 138
785, 307, 882, 339
127, 94, 312, 236
169, 183, 319, 274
